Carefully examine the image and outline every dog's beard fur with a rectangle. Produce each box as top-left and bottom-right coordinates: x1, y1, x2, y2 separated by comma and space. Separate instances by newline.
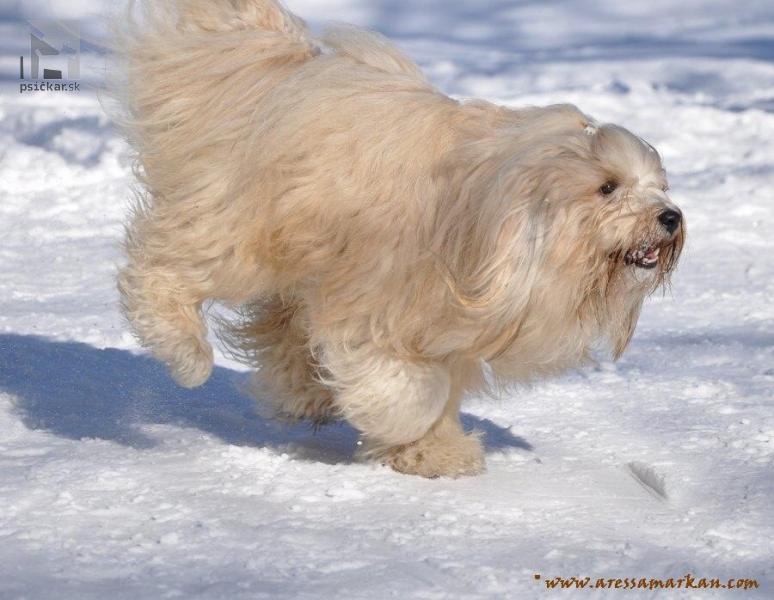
113, 0, 684, 477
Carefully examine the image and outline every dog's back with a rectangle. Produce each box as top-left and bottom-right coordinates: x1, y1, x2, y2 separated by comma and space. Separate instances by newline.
117, 1, 435, 195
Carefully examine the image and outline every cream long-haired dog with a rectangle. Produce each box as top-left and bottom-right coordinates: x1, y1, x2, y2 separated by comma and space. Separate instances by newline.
116, 0, 684, 478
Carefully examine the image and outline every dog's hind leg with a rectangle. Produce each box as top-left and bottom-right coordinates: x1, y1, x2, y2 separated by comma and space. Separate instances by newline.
118, 209, 220, 388
227, 299, 337, 426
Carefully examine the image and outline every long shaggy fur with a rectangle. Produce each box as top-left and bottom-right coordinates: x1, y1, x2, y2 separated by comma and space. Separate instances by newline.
114, 0, 684, 478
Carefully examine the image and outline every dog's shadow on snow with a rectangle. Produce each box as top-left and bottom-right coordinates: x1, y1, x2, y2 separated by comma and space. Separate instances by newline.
0, 334, 531, 465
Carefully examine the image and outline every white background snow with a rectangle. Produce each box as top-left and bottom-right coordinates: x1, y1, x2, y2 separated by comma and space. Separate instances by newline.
1, 0, 773, 598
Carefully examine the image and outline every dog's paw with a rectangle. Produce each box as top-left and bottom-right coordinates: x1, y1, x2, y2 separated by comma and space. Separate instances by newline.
376, 430, 486, 479
166, 340, 214, 388
270, 393, 338, 429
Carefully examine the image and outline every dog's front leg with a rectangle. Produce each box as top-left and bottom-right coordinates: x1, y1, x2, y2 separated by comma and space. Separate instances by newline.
321, 344, 484, 477
370, 378, 486, 479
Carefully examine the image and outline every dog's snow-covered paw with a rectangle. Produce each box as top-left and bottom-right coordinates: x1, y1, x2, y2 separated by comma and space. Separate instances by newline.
375, 430, 486, 479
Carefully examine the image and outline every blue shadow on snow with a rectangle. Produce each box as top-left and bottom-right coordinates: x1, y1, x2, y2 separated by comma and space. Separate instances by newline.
0, 334, 531, 463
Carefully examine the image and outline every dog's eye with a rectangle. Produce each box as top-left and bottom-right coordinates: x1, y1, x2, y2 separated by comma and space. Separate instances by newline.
599, 181, 618, 196
662, 184, 670, 192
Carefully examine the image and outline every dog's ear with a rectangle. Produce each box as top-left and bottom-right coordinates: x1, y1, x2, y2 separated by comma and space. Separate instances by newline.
425, 138, 553, 359
430, 144, 522, 295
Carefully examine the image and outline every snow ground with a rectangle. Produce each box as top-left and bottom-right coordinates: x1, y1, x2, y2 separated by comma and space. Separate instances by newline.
1, 1, 773, 598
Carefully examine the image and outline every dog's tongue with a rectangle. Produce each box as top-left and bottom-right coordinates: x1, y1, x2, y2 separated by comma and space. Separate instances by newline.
642, 247, 660, 266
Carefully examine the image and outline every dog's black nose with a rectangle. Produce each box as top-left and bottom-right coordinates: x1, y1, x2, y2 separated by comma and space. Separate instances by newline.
658, 209, 682, 234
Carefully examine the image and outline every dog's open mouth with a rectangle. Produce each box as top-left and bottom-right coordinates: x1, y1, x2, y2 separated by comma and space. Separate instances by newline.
624, 245, 660, 269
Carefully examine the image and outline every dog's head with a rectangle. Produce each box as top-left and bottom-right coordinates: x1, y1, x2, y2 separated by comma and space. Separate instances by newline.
538, 118, 685, 357
574, 122, 684, 287
435, 104, 684, 362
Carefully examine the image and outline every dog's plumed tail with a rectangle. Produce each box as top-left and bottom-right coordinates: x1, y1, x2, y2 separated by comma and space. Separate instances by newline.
321, 23, 427, 82
172, 0, 310, 38
116, 0, 318, 178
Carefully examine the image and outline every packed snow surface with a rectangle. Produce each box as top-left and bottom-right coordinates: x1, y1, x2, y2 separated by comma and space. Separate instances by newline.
1, 1, 773, 598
